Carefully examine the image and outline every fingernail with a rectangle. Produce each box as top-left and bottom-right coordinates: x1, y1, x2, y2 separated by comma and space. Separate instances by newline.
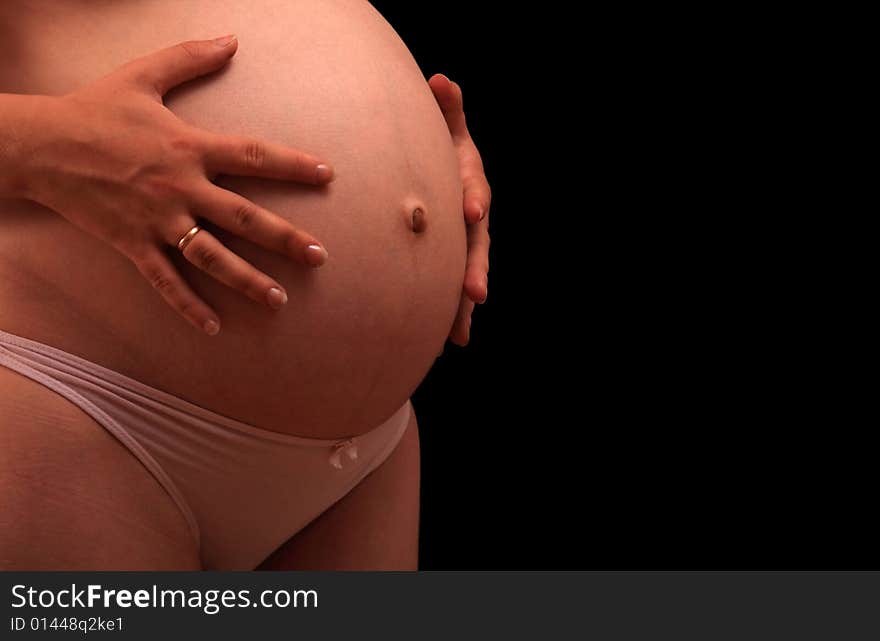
267, 287, 288, 309
213, 34, 236, 47
203, 319, 220, 335
305, 244, 328, 267
315, 164, 335, 183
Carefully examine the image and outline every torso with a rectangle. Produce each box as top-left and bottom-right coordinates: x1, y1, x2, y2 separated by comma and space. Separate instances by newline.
0, 0, 465, 437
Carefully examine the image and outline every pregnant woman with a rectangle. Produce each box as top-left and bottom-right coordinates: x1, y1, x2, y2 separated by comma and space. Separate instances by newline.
0, 0, 491, 570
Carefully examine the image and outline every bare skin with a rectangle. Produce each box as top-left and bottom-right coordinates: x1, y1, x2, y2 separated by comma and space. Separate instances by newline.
0, 362, 419, 570
0, 36, 335, 335
429, 73, 492, 346
0, 0, 488, 569
0, 365, 200, 570
0, 46, 490, 343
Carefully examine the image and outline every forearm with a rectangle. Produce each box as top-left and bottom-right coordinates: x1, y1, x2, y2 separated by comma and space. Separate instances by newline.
0, 92, 50, 199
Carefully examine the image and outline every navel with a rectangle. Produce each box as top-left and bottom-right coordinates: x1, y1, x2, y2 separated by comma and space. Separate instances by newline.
411, 207, 427, 233
402, 199, 428, 234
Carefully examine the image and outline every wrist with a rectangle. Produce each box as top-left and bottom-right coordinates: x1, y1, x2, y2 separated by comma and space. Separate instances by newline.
0, 93, 58, 200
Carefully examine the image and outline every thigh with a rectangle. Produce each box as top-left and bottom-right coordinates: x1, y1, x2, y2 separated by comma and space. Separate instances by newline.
0, 364, 201, 570
257, 403, 421, 571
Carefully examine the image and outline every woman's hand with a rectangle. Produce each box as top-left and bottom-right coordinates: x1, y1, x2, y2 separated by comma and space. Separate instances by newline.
9, 35, 334, 336
428, 74, 491, 347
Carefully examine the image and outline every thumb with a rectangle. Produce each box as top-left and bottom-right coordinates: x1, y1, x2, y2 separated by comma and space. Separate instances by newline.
122, 35, 238, 97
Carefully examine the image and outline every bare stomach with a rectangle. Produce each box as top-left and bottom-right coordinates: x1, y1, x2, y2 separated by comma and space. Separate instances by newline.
0, 0, 466, 437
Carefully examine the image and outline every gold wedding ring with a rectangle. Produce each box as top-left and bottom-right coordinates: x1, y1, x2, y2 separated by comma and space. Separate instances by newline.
176, 225, 202, 252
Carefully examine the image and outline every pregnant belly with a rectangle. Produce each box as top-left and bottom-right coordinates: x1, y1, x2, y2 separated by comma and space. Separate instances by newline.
0, 0, 466, 437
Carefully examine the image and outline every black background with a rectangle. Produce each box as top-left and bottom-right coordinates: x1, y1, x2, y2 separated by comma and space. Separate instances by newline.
373, 3, 873, 570
371, 2, 585, 569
